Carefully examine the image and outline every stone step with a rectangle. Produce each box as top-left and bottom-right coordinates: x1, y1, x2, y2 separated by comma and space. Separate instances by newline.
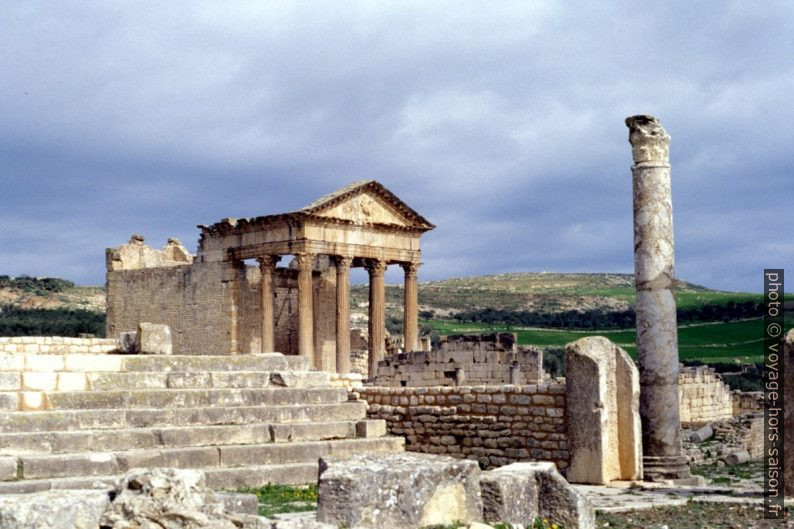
0, 353, 311, 373
0, 419, 386, 455
0, 370, 331, 392
11, 437, 404, 481
0, 462, 320, 494
0, 401, 368, 433
38, 387, 348, 411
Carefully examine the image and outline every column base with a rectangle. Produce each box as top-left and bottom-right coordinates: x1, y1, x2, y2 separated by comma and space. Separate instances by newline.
642, 455, 700, 484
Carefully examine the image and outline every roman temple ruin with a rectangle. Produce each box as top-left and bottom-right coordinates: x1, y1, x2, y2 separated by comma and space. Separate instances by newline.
106, 180, 434, 377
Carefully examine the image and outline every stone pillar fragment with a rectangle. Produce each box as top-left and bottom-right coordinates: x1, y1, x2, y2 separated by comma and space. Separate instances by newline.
295, 253, 314, 361
565, 336, 641, 484
626, 114, 691, 481
402, 262, 420, 352
334, 256, 352, 374
367, 259, 387, 379
257, 255, 279, 353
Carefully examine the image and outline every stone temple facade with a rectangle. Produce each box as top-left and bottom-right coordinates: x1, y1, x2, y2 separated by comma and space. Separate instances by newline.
106, 181, 434, 375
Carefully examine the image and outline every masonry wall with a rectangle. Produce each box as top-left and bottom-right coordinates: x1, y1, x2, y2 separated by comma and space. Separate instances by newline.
359, 384, 569, 472
678, 365, 734, 424
374, 333, 544, 387
107, 261, 337, 357
732, 391, 764, 416
0, 337, 117, 355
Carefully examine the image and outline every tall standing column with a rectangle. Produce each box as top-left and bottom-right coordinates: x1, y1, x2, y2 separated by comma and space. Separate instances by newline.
366, 259, 387, 379
295, 253, 314, 361
334, 256, 352, 374
626, 114, 691, 481
257, 255, 279, 353
402, 262, 420, 353
225, 260, 246, 354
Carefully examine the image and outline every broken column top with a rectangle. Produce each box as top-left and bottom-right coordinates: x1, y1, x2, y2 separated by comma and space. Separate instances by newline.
625, 114, 670, 164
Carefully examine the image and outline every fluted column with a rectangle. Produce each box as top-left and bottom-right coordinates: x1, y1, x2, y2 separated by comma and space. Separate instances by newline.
295, 253, 314, 360
257, 255, 280, 353
366, 259, 387, 379
626, 114, 691, 481
402, 262, 420, 352
334, 256, 352, 374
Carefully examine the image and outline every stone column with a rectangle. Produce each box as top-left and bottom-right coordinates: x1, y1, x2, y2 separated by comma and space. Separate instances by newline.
626, 114, 691, 481
366, 259, 387, 379
334, 256, 352, 374
402, 262, 420, 353
295, 253, 314, 360
257, 255, 279, 353
225, 260, 246, 354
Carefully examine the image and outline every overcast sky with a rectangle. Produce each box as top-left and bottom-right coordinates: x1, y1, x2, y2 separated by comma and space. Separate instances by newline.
1, 2, 792, 292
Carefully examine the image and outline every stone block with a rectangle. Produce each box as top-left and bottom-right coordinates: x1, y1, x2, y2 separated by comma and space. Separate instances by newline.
136, 322, 173, 355
481, 462, 539, 525
0, 392, 20, 411
119, 331, 137, 353
565, 336, 641, 485
64, 354, 122, 372
317, 452, 482, 528
0, 456, 17, 481
22, 372, 57, 391
535, 462, 596, 529
25, 354, 64, 372
20, 391, 46, 411
56, 372, 87, 391
0, 372, 20, 391
356, 419, 387, 438
0, 489, 109, 529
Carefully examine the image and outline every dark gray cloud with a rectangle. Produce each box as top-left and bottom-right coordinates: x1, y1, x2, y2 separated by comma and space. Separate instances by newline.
1, 2, 791, 292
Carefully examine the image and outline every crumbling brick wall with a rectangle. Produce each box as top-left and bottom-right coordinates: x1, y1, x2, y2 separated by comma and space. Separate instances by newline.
374, 333, 544, 386
678, 365, 734, 424
359, 383, 569, 472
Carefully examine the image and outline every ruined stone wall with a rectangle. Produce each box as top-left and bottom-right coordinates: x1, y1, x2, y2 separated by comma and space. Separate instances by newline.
374, 333, 544, 387
107, 261, 336, 357
678, 365, 734, 424
0, 337, 118, 355
732, 391, 764, 416
106, 261, 229, 354
359, 384, 569, 472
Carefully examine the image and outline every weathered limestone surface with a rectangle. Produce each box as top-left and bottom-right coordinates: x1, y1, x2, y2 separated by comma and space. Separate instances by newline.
626, 114, 690, 481
100, 468, 257, 529
784, 329, 794, 496
565, 337, 641, 484
0, 489, 109, 529
317, 452, 482, 529
481, 462, 594, 529
367, 260, 387, 379
136, 322, 173, 355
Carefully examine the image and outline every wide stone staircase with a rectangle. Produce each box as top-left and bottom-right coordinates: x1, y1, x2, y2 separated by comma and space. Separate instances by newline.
0, 353, 403, 493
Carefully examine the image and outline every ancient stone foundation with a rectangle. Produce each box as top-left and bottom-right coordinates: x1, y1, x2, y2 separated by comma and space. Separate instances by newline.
360, 383, 569, 471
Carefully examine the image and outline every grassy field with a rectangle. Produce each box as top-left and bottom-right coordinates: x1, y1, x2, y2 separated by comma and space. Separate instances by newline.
424, 315, 794, 364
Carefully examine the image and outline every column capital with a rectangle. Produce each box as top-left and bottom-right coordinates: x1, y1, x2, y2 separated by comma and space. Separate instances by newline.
625, 114, 670, 165
294, 252, 314, 270
257, 255, 281, 269
401, 261, 421, 276
364, 258, 387, 276
332, 255, 353, 271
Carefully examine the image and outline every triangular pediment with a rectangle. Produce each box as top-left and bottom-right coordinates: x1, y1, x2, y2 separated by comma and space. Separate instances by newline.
299, 181, 434, 230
